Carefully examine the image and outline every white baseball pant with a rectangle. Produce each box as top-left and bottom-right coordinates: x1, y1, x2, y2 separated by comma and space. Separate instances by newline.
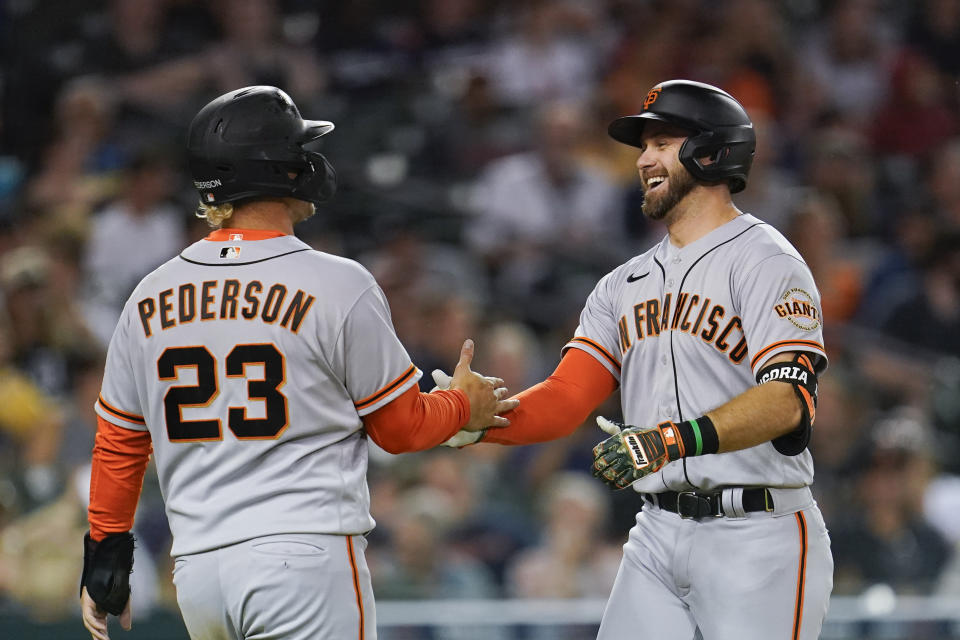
172, 533, 375, 640
598, 489, 833, 640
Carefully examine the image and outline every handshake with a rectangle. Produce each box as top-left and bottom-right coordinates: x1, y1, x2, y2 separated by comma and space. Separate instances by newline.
434, 340, 687, 490
432, 339, 519, 446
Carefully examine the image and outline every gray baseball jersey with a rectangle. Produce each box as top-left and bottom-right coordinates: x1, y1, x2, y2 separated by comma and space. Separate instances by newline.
95, 230, 421, 557
568, 212, 833, 639
566, 213, 827, 493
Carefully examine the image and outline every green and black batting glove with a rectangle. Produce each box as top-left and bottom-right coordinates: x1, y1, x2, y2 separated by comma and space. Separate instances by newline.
591, 417, 685, 490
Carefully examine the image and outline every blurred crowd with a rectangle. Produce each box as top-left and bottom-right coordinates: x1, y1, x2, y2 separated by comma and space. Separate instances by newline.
2, 0, 960, 632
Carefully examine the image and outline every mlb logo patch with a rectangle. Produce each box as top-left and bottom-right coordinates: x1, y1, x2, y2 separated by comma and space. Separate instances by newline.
205, 192, 216, 203
229, 233, 244, 241
220, 246, 241, 259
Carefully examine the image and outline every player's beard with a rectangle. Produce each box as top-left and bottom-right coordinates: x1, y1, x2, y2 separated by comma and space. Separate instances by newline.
641, 165, 697, 221
291, 200, 317, 223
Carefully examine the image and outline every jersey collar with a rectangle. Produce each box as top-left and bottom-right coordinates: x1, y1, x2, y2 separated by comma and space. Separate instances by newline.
658, 213, 760, 261
205, 228, 288, 242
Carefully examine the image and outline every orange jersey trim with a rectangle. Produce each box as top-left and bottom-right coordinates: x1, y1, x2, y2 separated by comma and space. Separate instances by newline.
354, 365, 418, 411
568, 337, 622, 372
88, 417, 153, 541
205, 228, 288, 241
750, 340, 825, 370
363, 386, 468, 453
484, 348, 617, 446
97, 395, 146, 425
792, 511, 808, 640
346, 537, 365, 640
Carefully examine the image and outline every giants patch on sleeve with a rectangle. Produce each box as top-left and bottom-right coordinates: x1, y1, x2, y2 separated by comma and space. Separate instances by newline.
773, 288, 821, 331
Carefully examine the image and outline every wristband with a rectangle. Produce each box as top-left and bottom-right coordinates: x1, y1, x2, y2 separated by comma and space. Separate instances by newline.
672, 415, 719, 457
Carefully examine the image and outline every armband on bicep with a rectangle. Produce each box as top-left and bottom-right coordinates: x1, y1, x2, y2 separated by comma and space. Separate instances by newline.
755, 353, 819, 456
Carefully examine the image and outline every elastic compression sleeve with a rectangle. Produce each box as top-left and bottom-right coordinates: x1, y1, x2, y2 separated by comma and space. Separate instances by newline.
483, 348, 617, 445
363, 388, 469, 453
88, 416, 153, 541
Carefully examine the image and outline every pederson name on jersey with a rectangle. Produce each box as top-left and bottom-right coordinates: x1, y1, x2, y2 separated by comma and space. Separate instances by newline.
136, 279, 315, 337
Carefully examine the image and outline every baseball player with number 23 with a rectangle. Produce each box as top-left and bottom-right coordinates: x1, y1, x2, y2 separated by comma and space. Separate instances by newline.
79, 86, 518, 640
440, 80, 834, 639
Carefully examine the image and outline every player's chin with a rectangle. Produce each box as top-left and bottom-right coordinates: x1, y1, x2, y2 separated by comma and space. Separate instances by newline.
641, 196, 669, 220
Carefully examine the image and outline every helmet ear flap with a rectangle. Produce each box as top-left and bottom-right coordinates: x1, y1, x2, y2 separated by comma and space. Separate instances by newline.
293, 152, 337, 202
678, 128, 753, 194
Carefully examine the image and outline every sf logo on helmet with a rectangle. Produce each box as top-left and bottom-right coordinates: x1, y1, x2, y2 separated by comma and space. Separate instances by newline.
644, 86, 662, 109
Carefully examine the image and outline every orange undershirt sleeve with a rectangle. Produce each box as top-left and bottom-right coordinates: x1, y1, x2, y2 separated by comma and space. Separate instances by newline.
88, 416, 153, 541
363, 388, 469, 453
483, 348, 617, 445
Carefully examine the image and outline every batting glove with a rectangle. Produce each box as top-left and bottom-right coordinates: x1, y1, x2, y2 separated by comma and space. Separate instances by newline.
591, 417, 684, 489
431, 369, 486, 447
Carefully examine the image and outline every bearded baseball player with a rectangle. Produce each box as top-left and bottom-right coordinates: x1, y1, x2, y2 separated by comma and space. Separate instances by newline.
440, 80, 833, 639
79, 86, 518, 640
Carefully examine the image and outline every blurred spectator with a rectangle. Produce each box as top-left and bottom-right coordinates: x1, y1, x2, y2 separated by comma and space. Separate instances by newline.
801, 0, 896, 121
56, 350, 102, 473
858, 208, 937, 326
74, 0, 194, 75
808, 370, 870, 525
785, 191, 864, 325
81, 148, 187, 346
485, 1, 602, 108
880, 231, 960, 357
831, 408, 952, 594
801, 123, 879, 236
734, 113, 802, 231
373, 485, 499, 600
870, 50, 957, 159
1, 246, 94, 398
467, 100, 623, 328
407, 289, 481, 386
0, 318, 64, 509
417, 72, 530, 181
505, 472, 620, 598
410, 0, 491, 87
24, 81, 125, 220
203, 0, 325, 101
473, 321, 546, 392
907, 0, 960, 76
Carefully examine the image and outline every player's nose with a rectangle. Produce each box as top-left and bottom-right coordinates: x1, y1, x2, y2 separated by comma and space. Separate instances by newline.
636, 149, 655, 172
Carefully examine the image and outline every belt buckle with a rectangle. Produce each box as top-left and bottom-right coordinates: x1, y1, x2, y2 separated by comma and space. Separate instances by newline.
677, 491, 723, 519
676, 491, 700, 519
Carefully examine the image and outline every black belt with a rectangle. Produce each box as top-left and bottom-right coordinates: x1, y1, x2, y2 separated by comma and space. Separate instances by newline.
644, 488, 774, 519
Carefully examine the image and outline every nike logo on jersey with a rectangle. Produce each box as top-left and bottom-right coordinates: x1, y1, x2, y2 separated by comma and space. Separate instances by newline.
627, 272, 650, 282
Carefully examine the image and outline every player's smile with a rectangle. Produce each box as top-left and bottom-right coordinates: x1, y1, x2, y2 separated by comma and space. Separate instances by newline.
644, 174, 668, 194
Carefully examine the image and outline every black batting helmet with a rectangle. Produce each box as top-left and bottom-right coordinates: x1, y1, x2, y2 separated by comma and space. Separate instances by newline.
187, 86, 336, 206
608, 80, 755, 193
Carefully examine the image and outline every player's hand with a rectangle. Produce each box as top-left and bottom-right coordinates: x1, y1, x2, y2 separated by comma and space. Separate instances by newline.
81, 586, 131, 640
591, 417, 679, 489
432, 369, 499, 447
449, 339, 519, 432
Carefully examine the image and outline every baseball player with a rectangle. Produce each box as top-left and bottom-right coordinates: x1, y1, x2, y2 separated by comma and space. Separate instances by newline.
79, 86, 518, 640
443, 80, 833, 639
